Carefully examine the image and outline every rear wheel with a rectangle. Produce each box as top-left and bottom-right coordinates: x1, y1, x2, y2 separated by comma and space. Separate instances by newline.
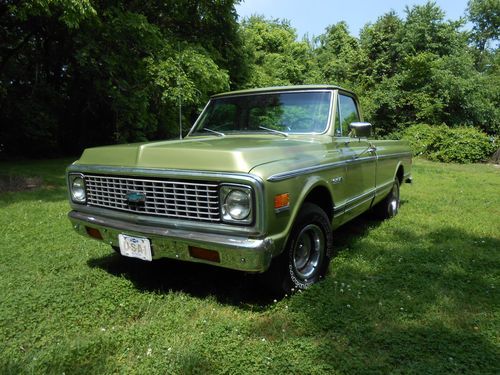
374, 178, 400, 219
264, 203, 333, 294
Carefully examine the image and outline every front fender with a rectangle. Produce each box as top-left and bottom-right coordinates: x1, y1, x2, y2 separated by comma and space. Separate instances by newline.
265, 174, 334, 258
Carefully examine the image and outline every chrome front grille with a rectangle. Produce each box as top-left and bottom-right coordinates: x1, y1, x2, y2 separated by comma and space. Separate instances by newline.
85, 174, 220, 222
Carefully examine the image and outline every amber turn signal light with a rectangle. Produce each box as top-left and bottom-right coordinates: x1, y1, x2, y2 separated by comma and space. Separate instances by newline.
85, 226, 103, 240
274, 193, 290, 209
189, 246, 220, 263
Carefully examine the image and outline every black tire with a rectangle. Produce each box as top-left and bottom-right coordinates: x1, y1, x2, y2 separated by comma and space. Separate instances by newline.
374, 178, 400, 219
264, 203, 333, 294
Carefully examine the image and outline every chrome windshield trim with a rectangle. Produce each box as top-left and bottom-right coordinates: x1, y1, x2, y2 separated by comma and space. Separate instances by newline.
186, 100, 211, 137
211, 88, 334, 99
187, 89, 334, 137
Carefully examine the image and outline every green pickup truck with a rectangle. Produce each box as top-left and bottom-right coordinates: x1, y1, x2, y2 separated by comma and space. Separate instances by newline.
67, 85, 412, 293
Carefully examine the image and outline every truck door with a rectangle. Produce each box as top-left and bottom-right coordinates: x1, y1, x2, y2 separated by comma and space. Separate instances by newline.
336, 93, 377, 219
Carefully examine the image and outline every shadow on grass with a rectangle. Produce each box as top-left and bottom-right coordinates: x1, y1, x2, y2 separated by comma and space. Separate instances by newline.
274, 226, 500, 373
88, 213, 499, 372
0, 158, 73, 206
88, 253, 276, 309
0, 187, 67, 207
86, 209, 390, 309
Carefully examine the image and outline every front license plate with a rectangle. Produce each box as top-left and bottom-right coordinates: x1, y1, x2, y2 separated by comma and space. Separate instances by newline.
118, 234, 152, 261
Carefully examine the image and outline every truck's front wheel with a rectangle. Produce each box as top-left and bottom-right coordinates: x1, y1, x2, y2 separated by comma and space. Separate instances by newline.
265, 203, 333, 294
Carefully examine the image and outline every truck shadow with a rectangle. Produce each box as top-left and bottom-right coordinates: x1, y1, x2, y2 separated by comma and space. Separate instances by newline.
87, 209, 387, 309
88, 254, 275, 308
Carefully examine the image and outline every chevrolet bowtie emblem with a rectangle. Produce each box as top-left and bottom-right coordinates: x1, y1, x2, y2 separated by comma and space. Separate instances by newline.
126, 191, 146, 207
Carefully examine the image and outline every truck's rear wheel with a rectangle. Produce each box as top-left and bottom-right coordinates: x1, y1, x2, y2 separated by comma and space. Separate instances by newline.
374, 178, 400, 219
264, 203, 333, 294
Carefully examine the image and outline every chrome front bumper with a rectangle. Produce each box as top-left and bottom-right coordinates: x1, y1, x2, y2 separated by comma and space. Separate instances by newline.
68, 211, 274, 272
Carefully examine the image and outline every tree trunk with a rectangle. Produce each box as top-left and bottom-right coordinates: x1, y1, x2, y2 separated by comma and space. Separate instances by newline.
490, 148, 500, 164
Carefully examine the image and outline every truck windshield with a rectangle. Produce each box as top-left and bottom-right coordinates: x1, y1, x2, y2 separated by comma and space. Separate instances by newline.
190, 91, 332, 136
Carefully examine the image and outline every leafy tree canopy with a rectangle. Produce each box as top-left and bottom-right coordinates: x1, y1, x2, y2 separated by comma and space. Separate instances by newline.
0, 1, 498, 158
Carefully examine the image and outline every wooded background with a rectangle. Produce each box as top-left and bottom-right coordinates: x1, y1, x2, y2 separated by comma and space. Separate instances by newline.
1, 0, 498, 158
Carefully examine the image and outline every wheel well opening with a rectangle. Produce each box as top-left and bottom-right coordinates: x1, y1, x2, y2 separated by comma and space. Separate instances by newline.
396, 165, 404, 184
304, 186, 333, 221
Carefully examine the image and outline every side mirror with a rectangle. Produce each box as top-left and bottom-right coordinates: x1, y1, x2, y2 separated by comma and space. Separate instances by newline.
349, 122, 372, 138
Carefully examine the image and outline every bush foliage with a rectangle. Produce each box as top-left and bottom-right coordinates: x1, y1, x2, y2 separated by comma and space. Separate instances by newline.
403, 124, 497, 163
0, 0, 498, 158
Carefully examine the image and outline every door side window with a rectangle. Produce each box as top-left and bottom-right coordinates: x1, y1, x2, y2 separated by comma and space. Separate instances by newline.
338, 95, 360, 136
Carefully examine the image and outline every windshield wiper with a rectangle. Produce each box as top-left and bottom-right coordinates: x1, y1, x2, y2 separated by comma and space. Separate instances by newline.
258, 126, 288, 137
203, 128, 225, 137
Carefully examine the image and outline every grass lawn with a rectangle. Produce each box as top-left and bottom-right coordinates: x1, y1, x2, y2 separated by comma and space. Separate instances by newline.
0, 158, 499, 374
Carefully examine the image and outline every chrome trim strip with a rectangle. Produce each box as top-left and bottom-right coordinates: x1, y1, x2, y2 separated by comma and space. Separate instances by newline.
274, 206, 290, 214
377, 152, 412, 160
268, 151, 410, 182
267, 156, 376, 182
268, 161, 345, 182
70, 204, 261, 236
345, 195, 374, 213
333, 210, 344, 219
335, 187, 376, 212
348, 156, 377, 166
334, 180, 393, 215
68, 164, 260, 182
375, 180, 394, 194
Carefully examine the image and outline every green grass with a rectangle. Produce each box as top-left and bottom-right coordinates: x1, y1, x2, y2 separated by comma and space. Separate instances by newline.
1, 158, 499, 374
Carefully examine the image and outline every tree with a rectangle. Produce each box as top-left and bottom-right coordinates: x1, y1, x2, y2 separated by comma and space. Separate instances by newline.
467, 0, 500, 51
353, 2, 499, 135
313, 22, 361, 87
0, 0, 244, 157
240, 16, 314, 87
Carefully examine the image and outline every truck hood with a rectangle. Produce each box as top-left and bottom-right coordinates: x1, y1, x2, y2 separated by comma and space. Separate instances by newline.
75, 135, 330, 174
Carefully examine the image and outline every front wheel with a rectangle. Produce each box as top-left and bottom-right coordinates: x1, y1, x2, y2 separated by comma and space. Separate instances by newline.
264, 203, 333, 294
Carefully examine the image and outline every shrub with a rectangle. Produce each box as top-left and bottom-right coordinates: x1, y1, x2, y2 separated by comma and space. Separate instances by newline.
403, 124, 496, 163
401, 124, 444, 156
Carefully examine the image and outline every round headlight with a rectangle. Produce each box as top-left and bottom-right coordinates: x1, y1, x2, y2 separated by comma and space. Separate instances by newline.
224, 189, 251, 220
71, 176, 86, 203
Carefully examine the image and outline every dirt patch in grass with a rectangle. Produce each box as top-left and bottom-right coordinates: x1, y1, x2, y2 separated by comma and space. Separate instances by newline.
0, 175, 43, 192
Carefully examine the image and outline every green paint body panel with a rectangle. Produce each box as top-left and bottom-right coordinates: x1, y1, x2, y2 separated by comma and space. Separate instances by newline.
67, 86, 412, 273
75, 135, 330, 174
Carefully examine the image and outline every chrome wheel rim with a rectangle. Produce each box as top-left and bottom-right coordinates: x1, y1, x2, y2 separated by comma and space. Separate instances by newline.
292, 224, 324, 280
388, 182, 400, 217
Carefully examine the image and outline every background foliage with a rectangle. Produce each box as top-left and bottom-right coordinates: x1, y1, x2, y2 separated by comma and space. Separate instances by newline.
1, 0, 498, 160
402, 123, 497, 163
